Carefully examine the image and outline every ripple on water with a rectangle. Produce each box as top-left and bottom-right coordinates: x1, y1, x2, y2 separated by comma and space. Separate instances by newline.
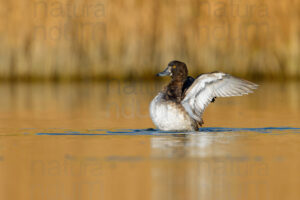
32, 127, 300, 136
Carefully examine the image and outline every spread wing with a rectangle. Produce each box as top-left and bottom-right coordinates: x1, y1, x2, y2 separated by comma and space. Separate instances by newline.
181, 72, 258, 122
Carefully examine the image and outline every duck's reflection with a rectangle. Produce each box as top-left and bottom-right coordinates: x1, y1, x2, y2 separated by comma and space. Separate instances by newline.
150, 132, 266, 200
150, 132, 217, 200
151, 132, 227, 158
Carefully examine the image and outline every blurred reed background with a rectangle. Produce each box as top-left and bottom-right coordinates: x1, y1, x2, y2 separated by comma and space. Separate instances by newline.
0, 0, 299, 81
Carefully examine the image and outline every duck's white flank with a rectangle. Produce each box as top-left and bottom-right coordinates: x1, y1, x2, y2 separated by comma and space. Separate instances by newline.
149, 92, 198, 131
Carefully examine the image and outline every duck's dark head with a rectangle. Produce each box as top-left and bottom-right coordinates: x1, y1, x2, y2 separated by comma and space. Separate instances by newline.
157, 60, 188, 80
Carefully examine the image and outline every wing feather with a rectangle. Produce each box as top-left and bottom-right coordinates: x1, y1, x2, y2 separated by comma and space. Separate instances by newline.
181, 72, 258, 122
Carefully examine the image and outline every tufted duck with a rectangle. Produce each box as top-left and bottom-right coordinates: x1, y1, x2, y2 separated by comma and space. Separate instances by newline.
149, 60, 258, 131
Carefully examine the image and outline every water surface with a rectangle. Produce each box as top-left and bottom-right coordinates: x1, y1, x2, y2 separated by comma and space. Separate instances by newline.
0, 81, 299, 200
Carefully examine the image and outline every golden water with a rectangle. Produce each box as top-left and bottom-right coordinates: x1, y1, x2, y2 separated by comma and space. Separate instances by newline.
0, 81, 299, 200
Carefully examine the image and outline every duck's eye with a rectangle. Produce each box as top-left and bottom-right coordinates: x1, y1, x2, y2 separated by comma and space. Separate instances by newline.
172, 65, 176, 69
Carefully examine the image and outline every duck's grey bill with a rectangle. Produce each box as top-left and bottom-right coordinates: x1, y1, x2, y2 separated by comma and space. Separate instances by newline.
157, 67, 171, 76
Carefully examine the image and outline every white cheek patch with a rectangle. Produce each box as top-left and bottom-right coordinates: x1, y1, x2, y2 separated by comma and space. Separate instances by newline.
168, 67, 172, 76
